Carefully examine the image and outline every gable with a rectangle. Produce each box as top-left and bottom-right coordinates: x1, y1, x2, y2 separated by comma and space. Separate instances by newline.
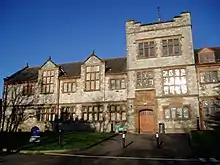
84, 55, 102, 65
41, 60, 57, 69
198, 48, 214, 55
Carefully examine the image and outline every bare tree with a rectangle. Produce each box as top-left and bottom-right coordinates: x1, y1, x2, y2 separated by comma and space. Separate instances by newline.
0, 83, 39, 132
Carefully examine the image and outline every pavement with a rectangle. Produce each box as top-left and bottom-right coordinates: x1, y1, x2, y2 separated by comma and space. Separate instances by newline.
71, 133, 194, 159
0, 133, 219, 165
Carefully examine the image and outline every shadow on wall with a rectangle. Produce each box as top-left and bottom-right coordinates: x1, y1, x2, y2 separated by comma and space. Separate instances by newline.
50, 118, 96, 133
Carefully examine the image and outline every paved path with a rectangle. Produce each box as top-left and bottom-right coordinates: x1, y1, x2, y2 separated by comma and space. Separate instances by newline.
0, 133, 216, 165
72, 133, 194, 159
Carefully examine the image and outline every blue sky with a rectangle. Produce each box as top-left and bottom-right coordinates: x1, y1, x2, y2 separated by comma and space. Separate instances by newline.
0, 0, 219, 97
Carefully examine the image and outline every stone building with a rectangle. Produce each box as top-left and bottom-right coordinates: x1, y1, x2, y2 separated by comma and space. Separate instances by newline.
2, 11, 219, 133
194, 47, 220, 129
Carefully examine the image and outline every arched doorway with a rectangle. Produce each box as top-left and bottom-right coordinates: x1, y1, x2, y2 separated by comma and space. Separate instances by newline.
139, 109, 155, 133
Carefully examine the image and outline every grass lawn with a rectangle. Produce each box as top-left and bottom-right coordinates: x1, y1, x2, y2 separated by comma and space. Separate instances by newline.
0, 131, 57, 150
27, 132, 114, 151
191, 130, 220, 159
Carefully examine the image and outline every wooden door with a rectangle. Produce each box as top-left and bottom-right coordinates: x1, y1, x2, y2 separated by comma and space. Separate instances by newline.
139, 109, 154, 133
134, 90, 157, 133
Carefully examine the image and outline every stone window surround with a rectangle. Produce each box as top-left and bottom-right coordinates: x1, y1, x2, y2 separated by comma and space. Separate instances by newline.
136, 70, 154, 89
82, 105, 104, 122
41, 69, 55, 94
199, 70, 219, 84
135, 35, 182, 59
22, 83, 35, 96
137, 40, 156, 59
162, 67, 188, 96
109, 78, 126, 90
60, 106, 77, 120
163, 105, 190, 121
161, 37, 181, 57
201, 98, 220, 117
62, 80, 77, 93
36, 106, 56, 122
11, 106, 26, 122
108, 104, 127, 122
85, 65, 100, 92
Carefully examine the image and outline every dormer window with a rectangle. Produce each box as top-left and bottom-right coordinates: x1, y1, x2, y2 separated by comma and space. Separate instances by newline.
199, 53, 216, 63
41, 70, 55, 94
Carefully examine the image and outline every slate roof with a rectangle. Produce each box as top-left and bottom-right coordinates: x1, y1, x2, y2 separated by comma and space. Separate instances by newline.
5, 57, 127, 83
194, 46, 220, 64
5, 46, 220, 84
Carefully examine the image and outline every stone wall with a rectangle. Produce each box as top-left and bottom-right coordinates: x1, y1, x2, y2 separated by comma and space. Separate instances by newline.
197, 66, 220, 97
125, 11, 198, 132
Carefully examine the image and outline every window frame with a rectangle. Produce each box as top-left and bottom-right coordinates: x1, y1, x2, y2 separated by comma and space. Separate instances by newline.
163, 105, 190, 121
36, 107, 56, 122
202, 98, 220, 117
41, 70, 55, 94
161, 38, 181, 57
82, 105, 104, 122
109, 78, 126, 90
162, 68, 188, 95
199, 71, 219, 84
199, 53, 216, 64
62, 80, 77, 93
136, 70, 154, 89
137, 41, 156, 59
22, 82, 35, 96
109, 104, 127, 122
60, 106, 76, 121
85, 65, 100, 91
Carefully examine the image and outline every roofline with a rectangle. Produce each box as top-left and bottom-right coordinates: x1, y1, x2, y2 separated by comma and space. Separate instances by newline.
27, 56, 127, 69
4, 66, 29, 82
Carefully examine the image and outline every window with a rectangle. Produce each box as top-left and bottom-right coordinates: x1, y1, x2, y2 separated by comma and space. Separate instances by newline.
22, 83, 34, 95
162, 38, 180, 56
60, 106, 76, 121
199, 53, 216, 63
110, 79, 126, 90
202, 99, 220, 117
136, 71, 154, 89
11, 106, 25, 122
41, 70, 55, 94
138, 41, 155, 58
85, 66, 100, 91
164, 106, 189, 120
62, 81, 77, 93
36, 107, 56, 121
109, 104, 126, 121
200, 71, 218, 83
82, 105, 103, 121
162, 69, 187, 95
